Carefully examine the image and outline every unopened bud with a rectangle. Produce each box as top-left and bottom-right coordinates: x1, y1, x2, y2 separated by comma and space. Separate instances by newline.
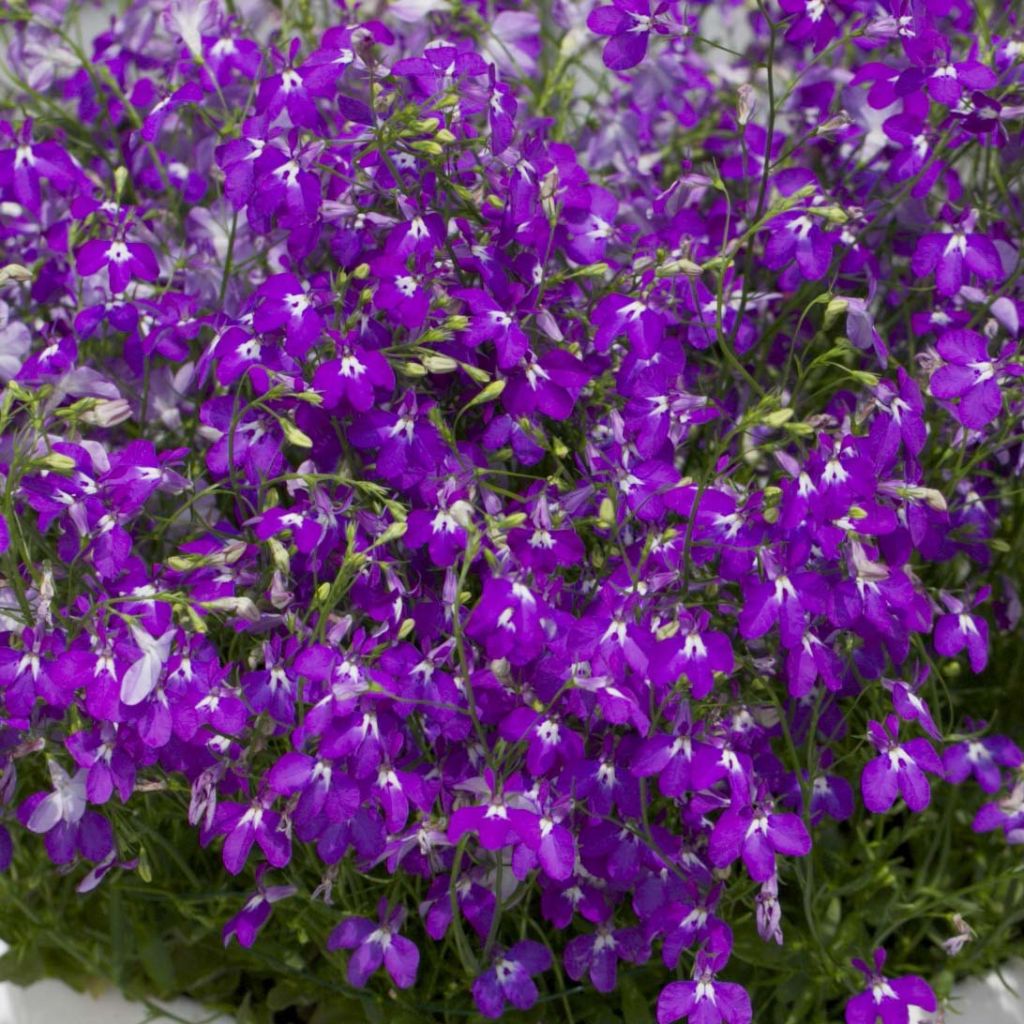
460, 362, 491, 385
449, 500, 475, 529
0, 263, 32, 285
80, 398, 132, 427
422, 354, 458, 373
656, 258, 703, 278
816, 111, 852, 137
399, 361, 429, 377
763, 408, 794, 427
737, 84, 756, 126
280, 419, 313, 448
377, 520, 408, 545
201, 596, 260, 621
36, 452, 75, 473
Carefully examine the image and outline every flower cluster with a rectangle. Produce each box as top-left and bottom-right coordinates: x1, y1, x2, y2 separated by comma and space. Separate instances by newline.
0, 0, 1022, 1020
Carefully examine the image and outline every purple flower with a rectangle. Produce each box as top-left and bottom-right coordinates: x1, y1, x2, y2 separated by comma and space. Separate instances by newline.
327, 900, 419, 990
708, 799, 811, 882
779, 0, 841, 51
76, 237, 160, 294
845, 949, 936, 1024
18, 761, 113, 865
861, 715, 943, 814
472, 941, 551, 1019
763, 209, 838, 282
933, 591, 989, 670
564, 923, 647, 993
944, 731, 1023, 793
657, 951, 751, 1024
929, 328, 1011, 430
587, 0, 673, 71
912, 226, 1003, 298
223, 877, 298, 948
208, 795, 291, 875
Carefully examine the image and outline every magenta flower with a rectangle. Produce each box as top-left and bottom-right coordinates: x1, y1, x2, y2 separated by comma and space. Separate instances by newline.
223, 877, 297, 948
929, 329, 1010, 430
944, 732, 1024, 794
472, 941, 551, 1019
861, 716, 943, 814
75, 237, 160, 294
327, 900, 419, 990
587, 0, 673, 71
208, 796, 291, 875
708, 799, 811, 882
845, 949, 936, 1024
933, 592, 989, 671
563, 923, 647, 993
912, 226, 1003, 298
657, 951, 751, 1024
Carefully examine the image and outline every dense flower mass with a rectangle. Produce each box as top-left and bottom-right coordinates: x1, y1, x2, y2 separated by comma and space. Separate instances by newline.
0, 0, 1022, 1020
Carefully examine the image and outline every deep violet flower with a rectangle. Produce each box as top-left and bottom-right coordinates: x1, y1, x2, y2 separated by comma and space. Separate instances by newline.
845, 949, 937, 1024
472, 941, 551, 1018
929, 329, 1010, 430
327, 900, 420, 989
587, 0, 675, 71
657, 950, 752, 1024
708, 799, 812, 882
2, 4, 1024, 1023
861, 716, 943, 814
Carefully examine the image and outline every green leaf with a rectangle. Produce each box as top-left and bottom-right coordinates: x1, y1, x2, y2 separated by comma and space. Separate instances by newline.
139, 934, 177, 993
620, 976, 654, 1024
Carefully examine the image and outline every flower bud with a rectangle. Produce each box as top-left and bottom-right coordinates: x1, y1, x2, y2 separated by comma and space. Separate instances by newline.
656, 258, 703, 278
449, 500, 475, 528
201, 596, 260, 621
422, 354, 458, 373
737, 84, 756, 126
0, 263, 32, 285
80, 399, 132, 427
280, 419, 313, 448
36, 452, 75, 473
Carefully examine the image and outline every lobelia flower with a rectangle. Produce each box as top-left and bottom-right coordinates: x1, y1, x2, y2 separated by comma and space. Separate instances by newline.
18, 760, 114, 865
657, 948, 752, 1024
763, 207, 839, 282
845, 949, 937, 1024
943, 726, 1023, 794
933, 590, 989, 670
861, 715, 943, 813
708, 795, 812, 882
327, 900, 420, 990
912, 223, 1004, 298
75, 235, 160, 294
587, 0, 675, 71
563, 922, 648, 993
0, 121, 87, 215
472, 941, 551, 1019
120, 624, 176, 707
208, 794, 291, 875
451, 288, 529, 370
928, 328, 1016, 430
779, 0, 843, 52
223, 874, 298, 948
